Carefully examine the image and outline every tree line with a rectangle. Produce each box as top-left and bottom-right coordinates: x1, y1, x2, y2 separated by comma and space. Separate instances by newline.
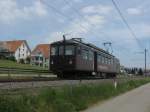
124, 67, 144, 75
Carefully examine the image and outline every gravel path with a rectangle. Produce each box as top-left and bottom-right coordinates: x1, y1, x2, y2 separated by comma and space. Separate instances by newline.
83, 83, 150, 112
0, 77, 146, 90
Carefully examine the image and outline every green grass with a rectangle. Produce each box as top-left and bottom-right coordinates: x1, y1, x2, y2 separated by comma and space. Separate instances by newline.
0, 59, 48, 70
0, 78, 150, 112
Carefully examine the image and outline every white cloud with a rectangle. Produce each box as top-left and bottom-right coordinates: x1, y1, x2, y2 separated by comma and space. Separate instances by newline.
127, 8, 142, 15
46, 14, 106, 42
82, 5, 112, 15
45, 32, 64, 43
0, 0, 47, 24
67, 15, 106, 35
73, 0, 83, 3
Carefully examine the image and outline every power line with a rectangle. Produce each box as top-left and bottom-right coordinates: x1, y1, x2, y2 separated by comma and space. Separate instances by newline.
40, 0, 131, 56
39, 0, 89, 36
63, 0, 137, 56
63, 0, 114, 42
111, 0, 143, 48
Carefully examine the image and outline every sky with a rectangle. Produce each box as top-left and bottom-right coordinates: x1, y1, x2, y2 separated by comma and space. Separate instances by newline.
0, 0, 150, 68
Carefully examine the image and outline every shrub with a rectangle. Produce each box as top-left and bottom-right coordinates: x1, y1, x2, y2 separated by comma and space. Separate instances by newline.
25, 57, 31, 64
19, 59, 25, 64
7, 56, 16, 61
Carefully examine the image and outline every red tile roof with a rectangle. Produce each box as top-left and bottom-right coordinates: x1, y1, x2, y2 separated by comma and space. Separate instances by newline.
5, 40, 25, 52
32, 44, 50, 58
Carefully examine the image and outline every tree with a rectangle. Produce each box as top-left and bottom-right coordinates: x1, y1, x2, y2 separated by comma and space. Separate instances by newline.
25, 57, 31, 64
138, 68, 143, 76
19, 59, 25, 64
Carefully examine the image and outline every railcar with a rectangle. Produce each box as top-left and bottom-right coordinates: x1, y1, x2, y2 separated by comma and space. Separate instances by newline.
50, 37, 120, 78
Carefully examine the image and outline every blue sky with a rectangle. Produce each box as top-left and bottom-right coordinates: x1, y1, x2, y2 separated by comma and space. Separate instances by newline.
0, 0, 150, 68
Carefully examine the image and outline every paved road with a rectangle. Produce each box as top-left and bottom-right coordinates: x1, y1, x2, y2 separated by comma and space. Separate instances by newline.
83, 83, 150, 112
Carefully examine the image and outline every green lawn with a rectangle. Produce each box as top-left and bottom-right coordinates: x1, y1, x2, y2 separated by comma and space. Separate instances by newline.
0, 59, 48, 70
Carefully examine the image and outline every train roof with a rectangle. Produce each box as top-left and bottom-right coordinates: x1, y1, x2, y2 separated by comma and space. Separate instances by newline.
51, 38, 114, 57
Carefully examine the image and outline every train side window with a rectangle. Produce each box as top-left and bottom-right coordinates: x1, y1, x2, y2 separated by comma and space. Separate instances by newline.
51, 46, 58, 55
105, 57, 107, 64
111, 58, 114, 64
65, 45, 74, 55
101, 56, 105, 64
77, 46, 81, 55
98, 54, 101, 63
89, 50, 94, 61
82, 49, 89, 60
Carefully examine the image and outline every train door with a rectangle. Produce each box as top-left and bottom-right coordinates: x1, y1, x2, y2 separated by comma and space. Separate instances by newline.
94, 52, 97, 73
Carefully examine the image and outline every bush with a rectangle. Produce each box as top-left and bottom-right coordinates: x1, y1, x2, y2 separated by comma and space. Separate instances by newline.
6, 56, 16, 61
25, 57, 31, 64
19, 59, 25, 64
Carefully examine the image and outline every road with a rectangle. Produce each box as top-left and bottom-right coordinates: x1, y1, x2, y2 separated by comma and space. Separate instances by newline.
83, 83, 150, 112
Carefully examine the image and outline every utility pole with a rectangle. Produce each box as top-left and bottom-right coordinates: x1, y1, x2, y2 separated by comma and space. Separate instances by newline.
135, 49, 148, 75
144, 49, 148, 75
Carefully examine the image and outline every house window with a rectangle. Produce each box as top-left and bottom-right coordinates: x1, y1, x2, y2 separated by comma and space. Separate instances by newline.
40, 57, 43, 61
35, 57, 39, 61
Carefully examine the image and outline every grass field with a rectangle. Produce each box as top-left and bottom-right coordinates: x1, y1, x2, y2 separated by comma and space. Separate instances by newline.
0, 59, 48, 70
0, 78, 150, 112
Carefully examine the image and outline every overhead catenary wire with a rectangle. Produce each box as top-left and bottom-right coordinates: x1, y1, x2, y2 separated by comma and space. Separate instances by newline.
40, 0, 107, 41
63, 0, 114, 42
39, 0, 88, 36
111, 0, 143, 48
40, 0, 132, 57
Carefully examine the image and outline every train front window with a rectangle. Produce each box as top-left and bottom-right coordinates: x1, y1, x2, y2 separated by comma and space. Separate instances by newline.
65, 45, 74, 55
59, 46, 64, 55
51, 46, 58, 55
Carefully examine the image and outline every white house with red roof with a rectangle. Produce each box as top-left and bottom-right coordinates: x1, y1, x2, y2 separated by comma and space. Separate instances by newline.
31, 44, 50, 68
0, 40, 31, 62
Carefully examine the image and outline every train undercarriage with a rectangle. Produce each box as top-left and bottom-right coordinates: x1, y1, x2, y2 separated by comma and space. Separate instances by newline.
55, 71, 117, 79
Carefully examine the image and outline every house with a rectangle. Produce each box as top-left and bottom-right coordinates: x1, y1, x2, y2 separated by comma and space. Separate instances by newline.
0, 40, 31, 62
31, 44, 50, 68
0, 41, 11, 58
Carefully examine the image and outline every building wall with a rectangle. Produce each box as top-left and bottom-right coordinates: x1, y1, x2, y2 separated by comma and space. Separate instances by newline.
14, 42, 31, 61
31, 53, 49, 68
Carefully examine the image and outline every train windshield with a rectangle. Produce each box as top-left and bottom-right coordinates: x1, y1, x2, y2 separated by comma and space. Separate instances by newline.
51, 46, 58, 55
51, 45, 75, 56
65, 45, 74, 55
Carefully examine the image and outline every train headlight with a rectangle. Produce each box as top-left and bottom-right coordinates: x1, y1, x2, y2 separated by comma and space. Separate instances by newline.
51, 60, 54, 64
69, 60, 72, 64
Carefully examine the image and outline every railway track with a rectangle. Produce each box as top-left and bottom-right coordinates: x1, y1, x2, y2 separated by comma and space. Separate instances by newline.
0, 76, 147, 90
